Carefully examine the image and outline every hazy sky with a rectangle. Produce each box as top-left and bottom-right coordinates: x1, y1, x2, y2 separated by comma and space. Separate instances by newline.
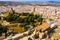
0, 0, 60, 2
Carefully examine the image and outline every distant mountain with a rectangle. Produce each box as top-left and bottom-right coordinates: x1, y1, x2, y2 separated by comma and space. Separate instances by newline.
0, 1, 60, 6
48, 1, 60, 3
0, 1, 26, 6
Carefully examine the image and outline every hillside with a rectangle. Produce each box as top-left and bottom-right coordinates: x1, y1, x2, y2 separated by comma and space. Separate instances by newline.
0, 1, 60, 6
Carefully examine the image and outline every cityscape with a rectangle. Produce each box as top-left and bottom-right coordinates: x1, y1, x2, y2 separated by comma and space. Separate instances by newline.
0, 0, 60, 40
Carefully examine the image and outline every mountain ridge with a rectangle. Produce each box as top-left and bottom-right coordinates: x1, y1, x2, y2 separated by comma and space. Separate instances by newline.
0, 1, 60, 6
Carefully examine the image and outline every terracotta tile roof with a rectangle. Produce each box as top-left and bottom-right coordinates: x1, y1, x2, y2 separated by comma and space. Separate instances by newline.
36, 23, 49, 31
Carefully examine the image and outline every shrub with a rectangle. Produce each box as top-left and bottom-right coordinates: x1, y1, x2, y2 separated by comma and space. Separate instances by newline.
28, 32, 32, 35
34, 34, 39, 39
23, 33, 28, 36
28, 37, 32, 40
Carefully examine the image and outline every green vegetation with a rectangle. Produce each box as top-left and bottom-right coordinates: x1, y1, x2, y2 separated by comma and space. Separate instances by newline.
28, 30, 34, 35
5, 13, 19, 22
5, 10, 43, 27
28, 37, 32, 40
0, 16, 1, 20
0, 24, 8, 35
14, 27, 25, 33
4, 10, 43, 33
34, 34, 39, 39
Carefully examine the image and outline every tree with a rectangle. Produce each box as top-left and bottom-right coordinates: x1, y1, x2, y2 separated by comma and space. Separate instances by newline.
28, 37, 32, 40
0, 16, 1, 20
0, 24, 8, 35
34, 34, 39, 39
5, 13, 18, 22
0, 24, 3, 34
16, 17, 24, 23
37, 16, 43, 25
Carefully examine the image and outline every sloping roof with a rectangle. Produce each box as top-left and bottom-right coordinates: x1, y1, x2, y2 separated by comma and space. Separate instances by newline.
36, 23, 49, 31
